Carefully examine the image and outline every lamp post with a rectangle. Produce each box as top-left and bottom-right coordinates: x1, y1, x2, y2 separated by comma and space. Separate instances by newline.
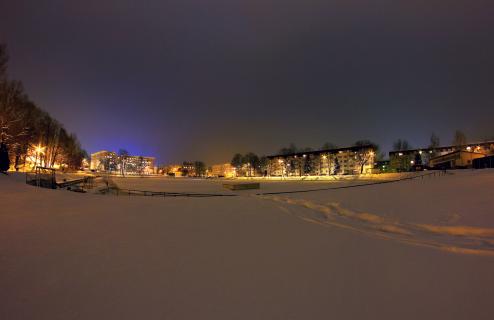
34, 144, 45, 169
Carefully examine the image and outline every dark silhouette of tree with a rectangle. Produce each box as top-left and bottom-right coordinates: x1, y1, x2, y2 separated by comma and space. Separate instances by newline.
392, 139, 412, 151
353, 140, 378, 148
303, 155, 313, 174
0, 44, 7, 79
279, 143, 297, 155
429, 133, 440, 149
453, 130, 467, 148
414, 153, 422, 166
243, 152, 260, 176
333, 156, 340, 175
0, 43, 86, 171
259, 156, 268, 176
428, 132, 441, 157
193, 161, 206, 177
0, 142, 10, 173
353, 140, 379, 174
231, 153, 243, 176
321, 142, 337, 150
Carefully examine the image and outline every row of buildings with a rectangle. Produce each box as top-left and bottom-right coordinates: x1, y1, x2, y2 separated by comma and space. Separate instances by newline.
389, 141, 494, 171
217, 141, 494, 177
88, 140, 494, 177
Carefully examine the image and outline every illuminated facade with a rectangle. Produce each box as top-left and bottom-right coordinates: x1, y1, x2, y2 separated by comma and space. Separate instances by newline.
160, 164, 186, 176
429, 150, 485, 169
90, 150, 156, 175
389, 141, 494, 171
211, 163, 235, 178
267, 145, 376, 176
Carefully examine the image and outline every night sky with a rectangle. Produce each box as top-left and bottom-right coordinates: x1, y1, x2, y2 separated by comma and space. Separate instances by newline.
1, 0, 493, 164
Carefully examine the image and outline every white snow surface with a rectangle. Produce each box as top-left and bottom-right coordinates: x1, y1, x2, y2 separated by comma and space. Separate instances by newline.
1, 170, 494, 319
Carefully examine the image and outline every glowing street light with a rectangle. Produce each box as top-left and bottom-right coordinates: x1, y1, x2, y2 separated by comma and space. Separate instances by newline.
35, 144, 45, 154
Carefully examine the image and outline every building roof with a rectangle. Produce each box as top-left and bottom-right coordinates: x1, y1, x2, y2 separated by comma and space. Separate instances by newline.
429, 150, 486, 162
90, 150, 112, 156
90, 150, 155, 160
267, 145, 376, 159
388, 141, 494, 156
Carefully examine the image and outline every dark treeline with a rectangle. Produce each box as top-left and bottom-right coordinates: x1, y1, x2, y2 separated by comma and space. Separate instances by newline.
231, 152, 268, 177
0, 44, 87, 172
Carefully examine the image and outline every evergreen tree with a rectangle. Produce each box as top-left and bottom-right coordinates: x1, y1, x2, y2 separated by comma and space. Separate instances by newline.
259, 156, 268, 176
303, 155, 312, 174
243, 152, 260, 176
333, 156, 340, 175
414, 152, 422, 166
231, 153, 243, 176
193, 161, 206, 177
0, 142, 10, 172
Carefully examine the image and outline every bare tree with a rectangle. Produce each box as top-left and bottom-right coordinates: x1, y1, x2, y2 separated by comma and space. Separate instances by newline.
353, 140, 379, 174
392, 139, 412, 151
321, 142, 337, 150
118, 149, 129, 176
453, 130, 466, 148
279, 143, 297, 155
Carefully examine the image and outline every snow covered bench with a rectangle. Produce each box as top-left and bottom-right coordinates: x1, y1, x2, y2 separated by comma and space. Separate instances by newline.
222, 182, 260, 191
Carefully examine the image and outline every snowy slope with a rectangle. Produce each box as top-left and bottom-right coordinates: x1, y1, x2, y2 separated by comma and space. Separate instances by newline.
1, 171, 494, 320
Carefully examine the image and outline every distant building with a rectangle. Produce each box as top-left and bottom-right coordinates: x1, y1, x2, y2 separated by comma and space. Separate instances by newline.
267, 145, 376, 176
90, 150, 156, 175
429, 150, 485, 169
211, 163, 235, 178
160, 163, 196, 177
181, 162, 196, 177
389, 141, 494, 171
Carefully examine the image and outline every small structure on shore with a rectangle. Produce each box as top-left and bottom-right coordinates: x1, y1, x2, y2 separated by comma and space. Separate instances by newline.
223, 182, 260, 191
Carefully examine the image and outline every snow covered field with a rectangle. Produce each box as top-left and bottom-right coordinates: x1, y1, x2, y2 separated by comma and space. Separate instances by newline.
1, 171, 494, 319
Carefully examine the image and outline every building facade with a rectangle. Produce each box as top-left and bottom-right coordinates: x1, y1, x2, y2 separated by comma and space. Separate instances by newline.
429, 150, 486, 169
211, 163, 235, 178
267, 145, 376, 177
389, 141, 494, 171
90, 150, 156, 175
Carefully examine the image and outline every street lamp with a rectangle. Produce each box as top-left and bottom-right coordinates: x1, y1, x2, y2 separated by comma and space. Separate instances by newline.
34, 144, 45, 168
